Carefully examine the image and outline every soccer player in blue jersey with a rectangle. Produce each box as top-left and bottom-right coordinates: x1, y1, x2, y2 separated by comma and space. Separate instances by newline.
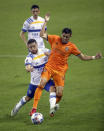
20, 5, 47, 49
11, 39, 55, 116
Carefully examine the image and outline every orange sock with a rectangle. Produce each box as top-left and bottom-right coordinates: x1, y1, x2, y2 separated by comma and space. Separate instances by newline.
33, 86, 43, 109
56, 96, 62, 103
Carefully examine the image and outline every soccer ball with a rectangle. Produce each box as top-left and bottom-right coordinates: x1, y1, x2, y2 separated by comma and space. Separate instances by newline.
31, 113, 44, 124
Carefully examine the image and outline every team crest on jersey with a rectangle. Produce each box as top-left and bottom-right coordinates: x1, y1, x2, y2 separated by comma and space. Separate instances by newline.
65, 47, 69, 51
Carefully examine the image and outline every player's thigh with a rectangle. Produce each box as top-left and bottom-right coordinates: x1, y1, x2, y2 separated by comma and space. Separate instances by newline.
40, 68, 51, 87
27, 84, 37, 98
53, 74, 65, 87
44, 79, 55, 92
53, 74, 65, 97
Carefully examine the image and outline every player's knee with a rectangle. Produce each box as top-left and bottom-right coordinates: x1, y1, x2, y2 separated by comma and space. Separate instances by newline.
49, 86, 56, 92
39, 78, 47, 88
57, 92, 63, 97
56, 91, 63, 97
25, 96, 31, 101
56, 86, 63, 97
56, 95, 62, 99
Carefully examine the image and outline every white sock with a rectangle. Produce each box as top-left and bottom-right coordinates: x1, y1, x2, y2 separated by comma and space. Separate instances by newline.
49, 92, 56, 109
15, 96, 27, 109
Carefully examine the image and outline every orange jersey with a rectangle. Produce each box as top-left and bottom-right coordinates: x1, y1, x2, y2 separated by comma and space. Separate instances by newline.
46, 35, 81, 74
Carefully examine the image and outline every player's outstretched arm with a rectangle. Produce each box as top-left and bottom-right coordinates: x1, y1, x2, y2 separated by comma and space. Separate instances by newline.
40, 13, 50, 40
77, 53, 102, 61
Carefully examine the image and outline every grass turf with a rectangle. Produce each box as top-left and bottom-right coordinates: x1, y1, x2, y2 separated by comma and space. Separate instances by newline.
0, 0, 104, 130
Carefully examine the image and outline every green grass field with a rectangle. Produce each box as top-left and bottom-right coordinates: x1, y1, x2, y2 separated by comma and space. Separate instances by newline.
0, 0, 104, 130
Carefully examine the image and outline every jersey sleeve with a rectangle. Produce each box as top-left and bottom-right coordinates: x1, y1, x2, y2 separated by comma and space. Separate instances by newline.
43, 48, 50, 53
40, 48, 51, 56
48, 35, 57, 46
22, 21, 30, 32
71, 44, 81, 56
25, 56, 32, 66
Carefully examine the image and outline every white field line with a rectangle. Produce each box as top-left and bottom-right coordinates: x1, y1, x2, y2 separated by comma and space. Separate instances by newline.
0, 54, 103, 59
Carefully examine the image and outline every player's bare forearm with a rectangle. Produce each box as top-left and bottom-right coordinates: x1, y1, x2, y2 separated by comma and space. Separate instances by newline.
77, 53, 102, 61
40, 13, 50, 40
40, 22, 48, 40
25, 65, 34, 72
20, 31, 27, 45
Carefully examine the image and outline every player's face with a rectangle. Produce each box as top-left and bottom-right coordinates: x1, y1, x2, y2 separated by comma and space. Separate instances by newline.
28, 42, 38, 54
31, 8, 40, 19
61, 33, 71, 44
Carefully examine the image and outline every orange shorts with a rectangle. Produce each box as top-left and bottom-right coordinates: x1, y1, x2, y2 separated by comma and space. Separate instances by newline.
41, 66, 65, 87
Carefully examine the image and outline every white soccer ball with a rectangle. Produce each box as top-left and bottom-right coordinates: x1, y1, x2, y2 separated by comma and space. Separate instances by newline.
31, 113, 44, 124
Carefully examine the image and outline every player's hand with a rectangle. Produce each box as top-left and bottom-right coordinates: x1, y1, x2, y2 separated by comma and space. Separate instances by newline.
26, 65, 34, 72
95, 53, 102, 59
30, 66, 34, 72
44, 51, 50, 57
45, 13, 50, 22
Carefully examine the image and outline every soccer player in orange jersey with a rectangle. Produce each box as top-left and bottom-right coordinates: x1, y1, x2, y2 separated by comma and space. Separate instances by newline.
30, 14, 102, 117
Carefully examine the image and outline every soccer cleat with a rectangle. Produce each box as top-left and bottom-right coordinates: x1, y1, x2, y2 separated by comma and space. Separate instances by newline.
50, 104, 59, 117
11, 104, 19, 117
29, 108, 37, 116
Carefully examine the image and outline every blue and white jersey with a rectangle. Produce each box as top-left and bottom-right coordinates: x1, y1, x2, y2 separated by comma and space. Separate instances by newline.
22, 16, 46, 49
25, 48, 50, 85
